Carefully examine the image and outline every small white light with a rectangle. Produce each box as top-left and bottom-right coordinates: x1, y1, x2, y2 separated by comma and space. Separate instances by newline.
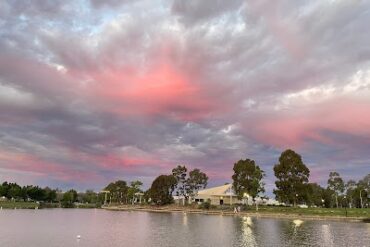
293, 219, 303, 226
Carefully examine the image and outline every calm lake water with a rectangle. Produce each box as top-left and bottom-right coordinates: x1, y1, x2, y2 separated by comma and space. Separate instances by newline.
0, 209, 369, 247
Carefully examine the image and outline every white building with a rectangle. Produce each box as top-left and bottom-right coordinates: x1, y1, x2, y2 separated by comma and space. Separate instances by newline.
194, 184, 281, 206
194, 184, 243, 205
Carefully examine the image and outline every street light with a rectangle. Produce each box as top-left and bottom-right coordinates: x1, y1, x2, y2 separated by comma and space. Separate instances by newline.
295, 193, 298, 207
321, 199, 325, 208
344, 196, 347, 217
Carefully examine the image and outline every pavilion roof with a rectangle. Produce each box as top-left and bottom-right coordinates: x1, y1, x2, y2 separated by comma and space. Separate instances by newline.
197, 184, 236, 196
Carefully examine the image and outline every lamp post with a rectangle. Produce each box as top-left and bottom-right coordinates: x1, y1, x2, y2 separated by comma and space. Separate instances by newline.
295, 193, 298, 207
321, 199, 325, 208
230, 185, 233, 206
344, 196, 347, 217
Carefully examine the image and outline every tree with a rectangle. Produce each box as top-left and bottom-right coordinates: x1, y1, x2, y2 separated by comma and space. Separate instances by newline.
171, 165, 209, 204
232, 159, 265, 210
307, 183, 325, 207
81, 190, 98, 204
149, 175, 177, 205
345, 180, 357, 208
322, 188, 335, 208
327, 171, 345, 208
172, 165, 188, 200
186, 169, 208, 199
104, 180, 129, 204
62, 189, 78, 208
273, 149, 310, 207
7, 183, 22, 200
25, 185, 46, 201
358, 173, 369, 208
0, 182, 8, 197
43, 187, 57, 202
127, 180, 143, 204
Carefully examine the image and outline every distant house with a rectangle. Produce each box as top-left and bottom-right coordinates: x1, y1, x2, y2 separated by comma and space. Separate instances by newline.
194, 184, 243, 206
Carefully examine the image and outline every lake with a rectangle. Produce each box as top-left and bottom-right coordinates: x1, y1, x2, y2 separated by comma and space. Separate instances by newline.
0, 209, 369, 247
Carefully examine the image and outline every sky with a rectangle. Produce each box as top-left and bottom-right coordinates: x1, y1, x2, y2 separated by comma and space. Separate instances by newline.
0, 0, 369, 194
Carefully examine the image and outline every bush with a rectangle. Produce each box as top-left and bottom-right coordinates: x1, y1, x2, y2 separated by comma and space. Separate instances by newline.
61, 201, 75, 208
39, 202, 59, 208
199, 199, 211, 210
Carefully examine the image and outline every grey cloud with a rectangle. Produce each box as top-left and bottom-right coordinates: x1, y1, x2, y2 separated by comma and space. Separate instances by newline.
172, 0, 244, 25
1, 0, 69, 17
1, 0, 370, 192
90, 0, 134, 8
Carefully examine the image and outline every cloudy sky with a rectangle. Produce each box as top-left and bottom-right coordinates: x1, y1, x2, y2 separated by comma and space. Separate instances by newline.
0, 0, 369, 193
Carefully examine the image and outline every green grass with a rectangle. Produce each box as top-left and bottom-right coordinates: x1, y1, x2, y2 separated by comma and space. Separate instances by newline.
245, 206, 370, 218
75, 203, 100, 209
0, 201, 39, 209
0, 201, 100, 209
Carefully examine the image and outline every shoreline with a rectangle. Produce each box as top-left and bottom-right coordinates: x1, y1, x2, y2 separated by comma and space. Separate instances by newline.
102, 205, 369, 222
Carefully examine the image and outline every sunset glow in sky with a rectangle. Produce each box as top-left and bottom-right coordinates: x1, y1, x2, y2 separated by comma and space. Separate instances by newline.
1, 0, 370, 192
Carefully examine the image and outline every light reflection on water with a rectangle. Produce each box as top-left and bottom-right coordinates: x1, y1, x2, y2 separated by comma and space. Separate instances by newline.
0, 209, 368, 247
241, 216, 257, 246
321, 224, 334, 246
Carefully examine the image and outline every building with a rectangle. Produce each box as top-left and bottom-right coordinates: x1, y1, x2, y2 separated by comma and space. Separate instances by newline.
173, 195, 186, 205
194, 184, 243, 205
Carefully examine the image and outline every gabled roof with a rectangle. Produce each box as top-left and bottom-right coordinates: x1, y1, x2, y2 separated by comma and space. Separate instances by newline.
197, 184, 235, 196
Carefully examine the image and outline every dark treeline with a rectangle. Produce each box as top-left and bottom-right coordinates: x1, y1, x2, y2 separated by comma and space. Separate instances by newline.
0, 182, 106, 208
231, 149, 369, 208
101, 166, 209, 206
146, 166, 208, 205
272, 149, 369, 208
1, 149, 368, 209
0, 181, 146, 208
0, 182, 57, 202
146, 149, 369, 208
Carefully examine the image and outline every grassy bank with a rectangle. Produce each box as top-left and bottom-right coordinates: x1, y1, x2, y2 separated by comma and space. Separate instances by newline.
0, 201, 100, 209
0, 201, 39, 209
246, 206, 369, 218
103, 204, 370, 221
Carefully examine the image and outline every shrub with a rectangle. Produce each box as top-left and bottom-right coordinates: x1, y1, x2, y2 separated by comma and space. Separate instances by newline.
199, 199, 211, 210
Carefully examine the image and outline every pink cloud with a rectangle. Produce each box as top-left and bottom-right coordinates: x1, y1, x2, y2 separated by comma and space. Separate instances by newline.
0, 150, 102, 183
85, 61, 220, 121
95, 154, 162, 170
250, 99, 370, 148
